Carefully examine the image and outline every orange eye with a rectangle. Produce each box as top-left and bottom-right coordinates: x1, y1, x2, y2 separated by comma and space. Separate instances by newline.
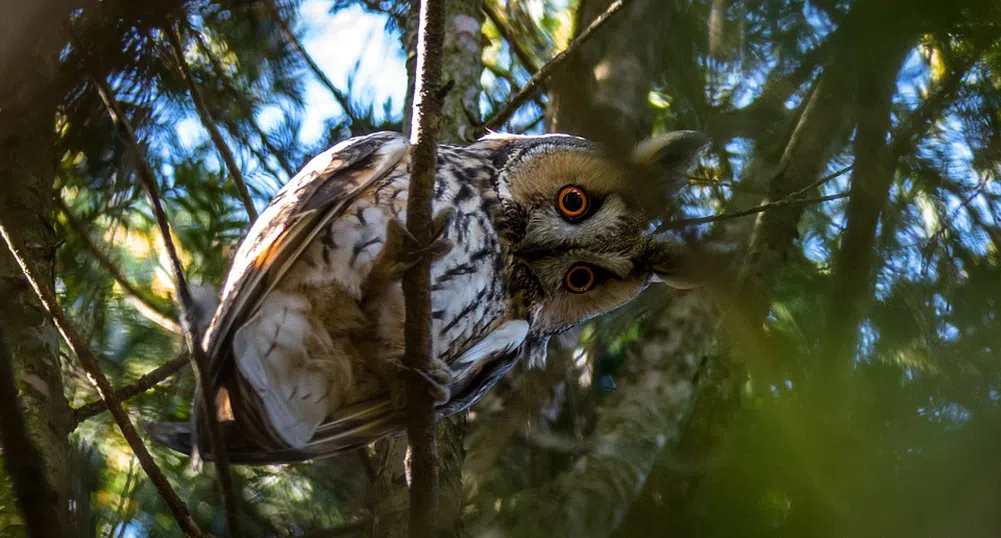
557, 185, 589, 219
565, 264, 596, 293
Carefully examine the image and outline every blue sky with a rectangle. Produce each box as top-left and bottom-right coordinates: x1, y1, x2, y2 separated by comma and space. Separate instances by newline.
176, 2, 406, 156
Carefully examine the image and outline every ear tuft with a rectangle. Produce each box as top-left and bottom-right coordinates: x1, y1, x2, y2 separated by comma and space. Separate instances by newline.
633, 130, 711, 175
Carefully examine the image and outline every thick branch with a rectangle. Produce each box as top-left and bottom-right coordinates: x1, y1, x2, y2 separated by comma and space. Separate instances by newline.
164, 23, 258, 222
0, 328, 70, 538
480, 0, 628, 133
819, 42, 982, 384
479, 293, 710, 537
0, 225, 203, 538
403, 0, 448, 537
72, 353, 190, 426
56, 197, 181, 334
90, 74, 243, 538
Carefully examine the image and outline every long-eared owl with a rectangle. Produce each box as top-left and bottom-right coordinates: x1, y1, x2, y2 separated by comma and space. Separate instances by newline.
150, 130, 708, 463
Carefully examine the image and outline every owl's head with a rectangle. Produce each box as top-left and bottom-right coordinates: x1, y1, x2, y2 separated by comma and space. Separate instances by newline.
490, 130, 709, 335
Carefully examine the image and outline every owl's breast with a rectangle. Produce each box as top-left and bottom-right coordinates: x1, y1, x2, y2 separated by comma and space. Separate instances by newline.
284, 158, 510, 364
428, 174, 509, 362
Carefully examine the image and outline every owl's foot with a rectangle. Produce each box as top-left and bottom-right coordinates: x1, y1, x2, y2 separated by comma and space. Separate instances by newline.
386, 357, 452, 410
382, 209, 453, 275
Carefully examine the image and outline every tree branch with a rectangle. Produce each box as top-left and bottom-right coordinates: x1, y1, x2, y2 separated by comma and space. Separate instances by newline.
667, 192, 849, 229
71, 353, 190, 426
483, 3, 539, 75
55, 197, 181, 334
479, 293, 710, 537
403, 0, 448, 536
188, 24, 297, 177
0, 226, 203, 538
480, 0, 629, 133
264, 0, 342, 104
0, 328, 70, 538
164, 23, 258, 222
662, 165, 855, 230
90, 74, 243, 538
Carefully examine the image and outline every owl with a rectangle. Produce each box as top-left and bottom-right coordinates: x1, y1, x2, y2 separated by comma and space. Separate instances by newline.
150, 130, 708, 464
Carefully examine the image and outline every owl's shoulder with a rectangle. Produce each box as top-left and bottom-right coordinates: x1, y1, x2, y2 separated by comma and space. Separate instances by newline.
202, 132, 409, 358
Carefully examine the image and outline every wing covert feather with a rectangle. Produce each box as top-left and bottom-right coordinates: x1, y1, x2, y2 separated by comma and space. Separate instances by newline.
190, 132, 409, 452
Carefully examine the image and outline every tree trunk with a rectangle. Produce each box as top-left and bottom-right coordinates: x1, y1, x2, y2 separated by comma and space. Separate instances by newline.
370, 2, 484, 537
549, 0, 664, 144
0, 2, 75, 534
475, 292, 712, 538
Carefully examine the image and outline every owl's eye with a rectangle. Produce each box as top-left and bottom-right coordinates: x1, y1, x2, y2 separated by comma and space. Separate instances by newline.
565, 264, 596, 293
557, 185, 589, 220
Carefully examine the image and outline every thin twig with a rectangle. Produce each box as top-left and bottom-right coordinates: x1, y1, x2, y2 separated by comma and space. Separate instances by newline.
265, 0, 342, 102
920, 177, 989, 275
480, 0, 629, 133
56, 197, 181, 334
0, 227, 203, 538
483, 4, 539, 75
403, 0, 448, 536
90, 74, 243, 538
787, 164, 854, 201
106, 457, 137, 538
0, 328, 72, 538
72, 353, 191, 426
663, 165, 855, 230
188, 25, 297, 177
665, 192, 849, 229
165, 22, 258, 222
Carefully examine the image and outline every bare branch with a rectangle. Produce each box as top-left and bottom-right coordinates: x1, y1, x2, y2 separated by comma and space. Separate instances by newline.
479, 293, 710, 537
403, 0, 448, 536
663, 166, 855, 230
72, 353, 190, 426
0, 328, 71, 538
90, 73, 243, 538
164, 23, 258, 222
55, 197, 181, 334
0, 225, 203, 538
480, 0, 629, 133
665, 192, 849, 229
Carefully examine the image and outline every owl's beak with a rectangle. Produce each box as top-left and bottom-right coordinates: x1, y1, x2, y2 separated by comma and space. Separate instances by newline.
642, 239, 701, 290
649, 272, 700, 290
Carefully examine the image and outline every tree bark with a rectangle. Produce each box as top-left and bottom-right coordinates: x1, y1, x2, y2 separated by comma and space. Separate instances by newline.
548, 0, 661, 146
475, 292, 711, 537
371, 2, 484, 537
0, 2, 75, 534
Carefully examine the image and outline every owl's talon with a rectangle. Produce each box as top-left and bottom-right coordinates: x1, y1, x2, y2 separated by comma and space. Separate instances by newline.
381, 211, 454, 278
386, 358, 451, 408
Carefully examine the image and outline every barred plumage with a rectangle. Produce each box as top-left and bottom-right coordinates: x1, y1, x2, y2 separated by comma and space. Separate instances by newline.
149, 130, 707, 464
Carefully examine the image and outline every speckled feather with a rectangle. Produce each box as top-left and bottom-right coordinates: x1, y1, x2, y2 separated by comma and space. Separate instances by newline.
149, 130, 708, 463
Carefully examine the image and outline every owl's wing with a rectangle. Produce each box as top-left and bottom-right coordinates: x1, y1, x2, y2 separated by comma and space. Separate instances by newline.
150, 320, 531, 464
185, 131, 410, 455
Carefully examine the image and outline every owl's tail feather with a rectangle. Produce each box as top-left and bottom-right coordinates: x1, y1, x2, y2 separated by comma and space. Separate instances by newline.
146, 399, 405, 464
147, 321, 530, 464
